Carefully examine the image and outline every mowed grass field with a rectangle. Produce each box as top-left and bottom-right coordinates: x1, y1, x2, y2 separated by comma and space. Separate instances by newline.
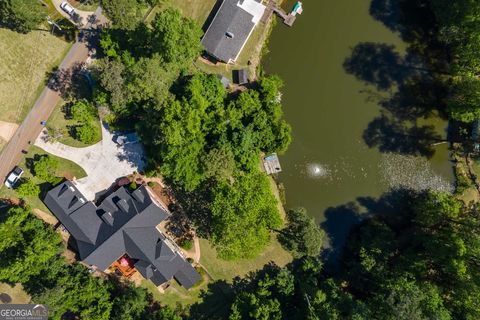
0, 28, 71, 124
147, 0, 217, 25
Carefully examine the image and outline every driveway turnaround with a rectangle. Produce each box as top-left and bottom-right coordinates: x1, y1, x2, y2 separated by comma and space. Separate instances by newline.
0, 6, 107, 187
52, 0, 102, 28
35, 122, 146, 200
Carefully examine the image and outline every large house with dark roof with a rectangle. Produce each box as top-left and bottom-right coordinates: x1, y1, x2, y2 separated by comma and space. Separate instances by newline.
202, 0, 266, 64
44, 181, 200, 289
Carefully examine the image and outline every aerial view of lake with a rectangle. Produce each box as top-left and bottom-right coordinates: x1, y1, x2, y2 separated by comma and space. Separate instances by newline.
263, 0, 454, 257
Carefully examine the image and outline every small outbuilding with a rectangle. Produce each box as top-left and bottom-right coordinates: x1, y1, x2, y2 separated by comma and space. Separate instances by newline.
233, 69, 249, 85
263, 153, 282, 175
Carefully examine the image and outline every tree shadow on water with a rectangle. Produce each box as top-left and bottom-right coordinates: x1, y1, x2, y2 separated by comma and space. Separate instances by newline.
362, 112, 442, 158
321, 189, 416, 272
369, 0, 404, 35
321, 202, 363, 272
343, 42, 410, 92
343, 0, 452, 157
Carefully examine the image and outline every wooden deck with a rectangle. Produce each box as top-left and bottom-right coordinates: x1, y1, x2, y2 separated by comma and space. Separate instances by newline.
261, 0, 297, 27
263, 153, 282, 175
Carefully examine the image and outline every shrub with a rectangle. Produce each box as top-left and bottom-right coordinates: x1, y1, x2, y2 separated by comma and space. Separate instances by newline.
75, 123, 100, 144
147, 181, 156, 188
180, 239, 193, 250
33, 155, 59, 184
72, 100, 96, 123
129, 181, 138, 191
16, 179, 40, 197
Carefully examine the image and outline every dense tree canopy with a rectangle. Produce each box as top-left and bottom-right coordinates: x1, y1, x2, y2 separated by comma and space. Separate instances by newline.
100, 0, 145, 30
150, 7, 204, 68
446, 75, 480, 122
94, 6, 290, 260
70, 100, 101, 144
430, 0, 480, 121
16, 179, 40, 198
0, 207, 62, 283
96, 7, 203, 115
141, 73, 291, 191
210, 172, 281, 260
187, 191, 480, 319
33, 154, 59, 184
278, 207, 324, 258
0, 0, 45, 33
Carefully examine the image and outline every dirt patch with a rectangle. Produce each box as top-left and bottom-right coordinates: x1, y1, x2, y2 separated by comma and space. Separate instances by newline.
0, 121, 18, 142
150, 183, 172, 207
63, 170, 75, 180
32, 208, 58, 225
0, 283, 30, 304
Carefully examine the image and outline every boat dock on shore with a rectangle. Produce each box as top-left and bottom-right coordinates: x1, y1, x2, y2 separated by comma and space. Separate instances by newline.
262, 0, 303, 27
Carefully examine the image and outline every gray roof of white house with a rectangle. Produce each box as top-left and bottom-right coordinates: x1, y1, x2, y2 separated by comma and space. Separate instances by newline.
202, 0, 264, 63
44, 181, 200, 289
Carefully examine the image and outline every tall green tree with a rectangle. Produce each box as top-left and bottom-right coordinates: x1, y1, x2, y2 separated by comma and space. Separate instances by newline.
278, 207, 324, 258
16, 179, 40, 198
34, 264, 112, 320
33, 154, 59, 183
447, 75, 480, 122
100, 0, 145, 30
210, 172, 281, 260
0, 0, 45, 33
151, 7, 203, 68
0, 207, 62, 283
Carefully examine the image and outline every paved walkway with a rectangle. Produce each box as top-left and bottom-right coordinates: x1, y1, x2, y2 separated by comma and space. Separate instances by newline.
0, 6, 107, 188
35, 122, 146, 200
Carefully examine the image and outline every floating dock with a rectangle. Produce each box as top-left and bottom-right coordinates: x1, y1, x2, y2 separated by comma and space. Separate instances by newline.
263, 153, 282, 175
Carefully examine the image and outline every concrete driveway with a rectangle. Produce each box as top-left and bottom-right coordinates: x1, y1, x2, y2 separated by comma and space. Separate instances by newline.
35, 122, 146, 200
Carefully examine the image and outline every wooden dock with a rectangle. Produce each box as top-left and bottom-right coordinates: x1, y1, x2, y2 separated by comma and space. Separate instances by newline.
261, 0, 297, 27
263, 153, 282, 175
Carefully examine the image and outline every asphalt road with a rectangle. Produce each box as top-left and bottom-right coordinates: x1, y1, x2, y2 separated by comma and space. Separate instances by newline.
0, 8, 107, 186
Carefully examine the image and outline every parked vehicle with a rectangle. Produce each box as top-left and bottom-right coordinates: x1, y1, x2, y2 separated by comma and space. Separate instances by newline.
60, 1, 75, 16
113, 133, 139, 146
5, 166, 24, 188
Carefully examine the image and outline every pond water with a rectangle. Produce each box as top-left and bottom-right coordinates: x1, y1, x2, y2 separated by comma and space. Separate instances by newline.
263, 0, 454, 259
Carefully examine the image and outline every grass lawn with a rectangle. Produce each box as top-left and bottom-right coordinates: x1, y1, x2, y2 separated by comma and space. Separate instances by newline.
143, 236, 291, 311
0, 145, 87, 212
0, 283, 30, 304
141, 266, 209, 309
199, 236, 292, 281
0, 28, 72, 124
48, 101, 102, 148
69, 0, 99, 11
147, 0, 217, 25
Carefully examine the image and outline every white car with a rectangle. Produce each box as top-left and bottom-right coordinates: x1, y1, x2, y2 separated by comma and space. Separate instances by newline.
5, 166, 24, 189
60, 1, 75, 16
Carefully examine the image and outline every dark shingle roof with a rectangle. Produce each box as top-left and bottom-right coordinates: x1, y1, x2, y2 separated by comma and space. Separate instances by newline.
174, 263, 202, 289
233, 69, 249, 85
44, 181, 200, 289
202, 0, 258, 63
